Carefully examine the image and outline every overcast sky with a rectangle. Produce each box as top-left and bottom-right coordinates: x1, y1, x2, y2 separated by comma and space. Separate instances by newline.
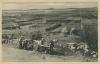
2, 2, 97, 10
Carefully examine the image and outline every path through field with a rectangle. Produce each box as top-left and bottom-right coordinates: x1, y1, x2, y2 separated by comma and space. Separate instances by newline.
2, 45, 85, 62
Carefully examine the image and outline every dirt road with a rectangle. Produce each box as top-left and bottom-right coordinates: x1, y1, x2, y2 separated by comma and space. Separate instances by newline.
2, 46, 84, 62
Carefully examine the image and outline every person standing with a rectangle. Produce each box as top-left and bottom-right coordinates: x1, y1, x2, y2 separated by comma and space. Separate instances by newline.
18, 36, 25, 49
49, 40, 55, 54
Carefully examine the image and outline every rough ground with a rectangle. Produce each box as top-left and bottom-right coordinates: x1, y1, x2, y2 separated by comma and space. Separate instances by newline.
2, 44, 85, 62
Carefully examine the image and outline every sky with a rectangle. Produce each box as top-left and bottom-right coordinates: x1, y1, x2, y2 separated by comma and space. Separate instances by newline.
2, 2, 98, 10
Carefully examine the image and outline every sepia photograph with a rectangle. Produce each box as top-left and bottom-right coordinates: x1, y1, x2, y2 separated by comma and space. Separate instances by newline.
2, 1, 98, 62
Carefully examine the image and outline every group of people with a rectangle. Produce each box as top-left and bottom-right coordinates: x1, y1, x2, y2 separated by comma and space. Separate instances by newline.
18, 36, 35, 50
2, 34, 98, 61
18, 36, 55, 54
2, 34, 15, 44
67, 42, 98, 61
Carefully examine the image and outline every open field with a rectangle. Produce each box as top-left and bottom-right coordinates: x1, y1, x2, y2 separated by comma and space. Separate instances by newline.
2, 44, 87, 62
2, 7, 98, 62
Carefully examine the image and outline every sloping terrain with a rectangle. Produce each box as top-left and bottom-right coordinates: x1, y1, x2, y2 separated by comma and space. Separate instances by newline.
3, 45, 85, 62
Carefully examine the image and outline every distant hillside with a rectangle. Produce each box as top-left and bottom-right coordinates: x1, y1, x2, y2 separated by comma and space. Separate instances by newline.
2, 7, 97, 26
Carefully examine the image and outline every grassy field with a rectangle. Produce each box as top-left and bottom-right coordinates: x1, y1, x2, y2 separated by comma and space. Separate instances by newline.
2, 7, 98, 61
3, 44, 98, 62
